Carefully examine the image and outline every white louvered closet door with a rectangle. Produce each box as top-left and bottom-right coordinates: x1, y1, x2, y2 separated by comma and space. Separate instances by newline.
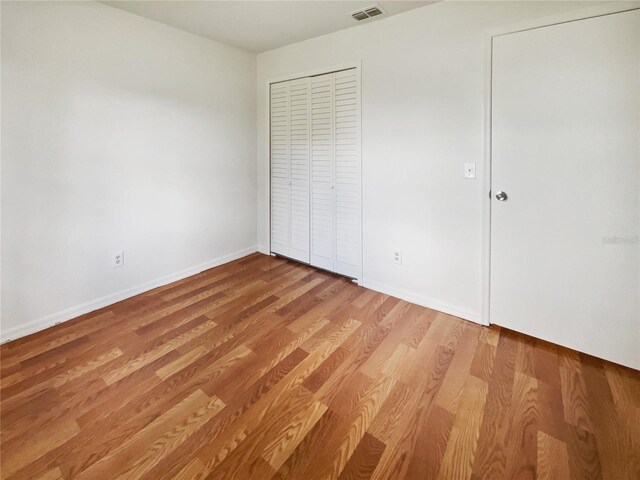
288, 78, 310, 263
272, 68, 361, 280
333, 69, 361, 279
270, 81, 290, 257
310, 73, 335, 271
310, 68, 361, 278
270, 78, 311, 262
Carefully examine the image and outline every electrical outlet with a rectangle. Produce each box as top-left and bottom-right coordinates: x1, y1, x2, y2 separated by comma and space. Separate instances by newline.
112, 250, 124, 268
393, 249, 402, 265
464, 162, 476, 179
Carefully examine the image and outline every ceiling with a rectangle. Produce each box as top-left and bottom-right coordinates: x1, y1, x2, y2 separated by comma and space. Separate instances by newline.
101, 1, 436, 53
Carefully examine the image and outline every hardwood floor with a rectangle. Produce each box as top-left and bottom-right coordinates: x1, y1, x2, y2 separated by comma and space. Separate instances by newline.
1, 253, 639, 480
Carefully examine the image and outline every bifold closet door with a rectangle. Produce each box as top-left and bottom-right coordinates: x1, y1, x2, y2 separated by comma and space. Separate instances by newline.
270, 78, 310, 263
270, 81, 290, 257
310, 74, 335, 271
333, 69, 361, 279
310, 69, 361, 278
288, 78, 311, 263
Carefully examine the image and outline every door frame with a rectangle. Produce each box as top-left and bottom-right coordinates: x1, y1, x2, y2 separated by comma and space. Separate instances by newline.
480, 2, 640, 325
264, 61, 363, 284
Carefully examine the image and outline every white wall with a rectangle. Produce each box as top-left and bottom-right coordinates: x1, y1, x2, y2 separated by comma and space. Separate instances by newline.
1, 1, 257, 340
257, 0, 607, 323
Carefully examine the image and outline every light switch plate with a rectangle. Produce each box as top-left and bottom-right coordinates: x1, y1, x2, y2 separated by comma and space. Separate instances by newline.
464, 162, 476, 179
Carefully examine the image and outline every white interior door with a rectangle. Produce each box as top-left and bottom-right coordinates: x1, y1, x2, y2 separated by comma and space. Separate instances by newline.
490, 10, 640, 369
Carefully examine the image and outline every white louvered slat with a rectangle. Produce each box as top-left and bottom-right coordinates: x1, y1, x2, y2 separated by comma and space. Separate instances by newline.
333, 69, 361, 279
310, 73, 335, 271
270, 81, 290, 257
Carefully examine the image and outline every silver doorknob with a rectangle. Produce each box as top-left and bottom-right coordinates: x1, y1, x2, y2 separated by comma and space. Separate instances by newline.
495, 191, 508, 201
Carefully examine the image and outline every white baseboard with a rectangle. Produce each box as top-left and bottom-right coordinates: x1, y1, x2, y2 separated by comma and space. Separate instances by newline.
0, 246, 258, 344
362, 278, 484, 325
257, 244, 270, 255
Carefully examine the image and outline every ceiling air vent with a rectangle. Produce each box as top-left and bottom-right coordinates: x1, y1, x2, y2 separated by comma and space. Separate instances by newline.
364, 6, 383, 17
352, 11, 369, 21
351, 5, 385, 21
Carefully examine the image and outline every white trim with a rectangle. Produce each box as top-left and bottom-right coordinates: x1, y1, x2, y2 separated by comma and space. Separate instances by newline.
266, 61, 362, 86
486, 2, 640, 39
480, 29, 493, 327
356, 64, 364, 287
363, 279, 481, 325
480, 2, 640, 326
0, 246, 257, 344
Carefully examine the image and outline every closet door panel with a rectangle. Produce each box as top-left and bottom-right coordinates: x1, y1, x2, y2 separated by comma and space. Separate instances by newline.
310, 73, 335, 271
270, 81, 290, 256
288, 78, 310, 263
333, 69, 361, 278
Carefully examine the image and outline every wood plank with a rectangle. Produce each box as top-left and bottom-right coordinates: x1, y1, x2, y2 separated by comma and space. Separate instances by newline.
559, 349, 594, 433
437, 376, 489, 480
337, 432, 386, 480
537, 431, 571, 480
503, 372, 538, 479
470, 328, 518, 480
1, 418, 79, 479
580, 354, 629, 479
72, 390, 216, 480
